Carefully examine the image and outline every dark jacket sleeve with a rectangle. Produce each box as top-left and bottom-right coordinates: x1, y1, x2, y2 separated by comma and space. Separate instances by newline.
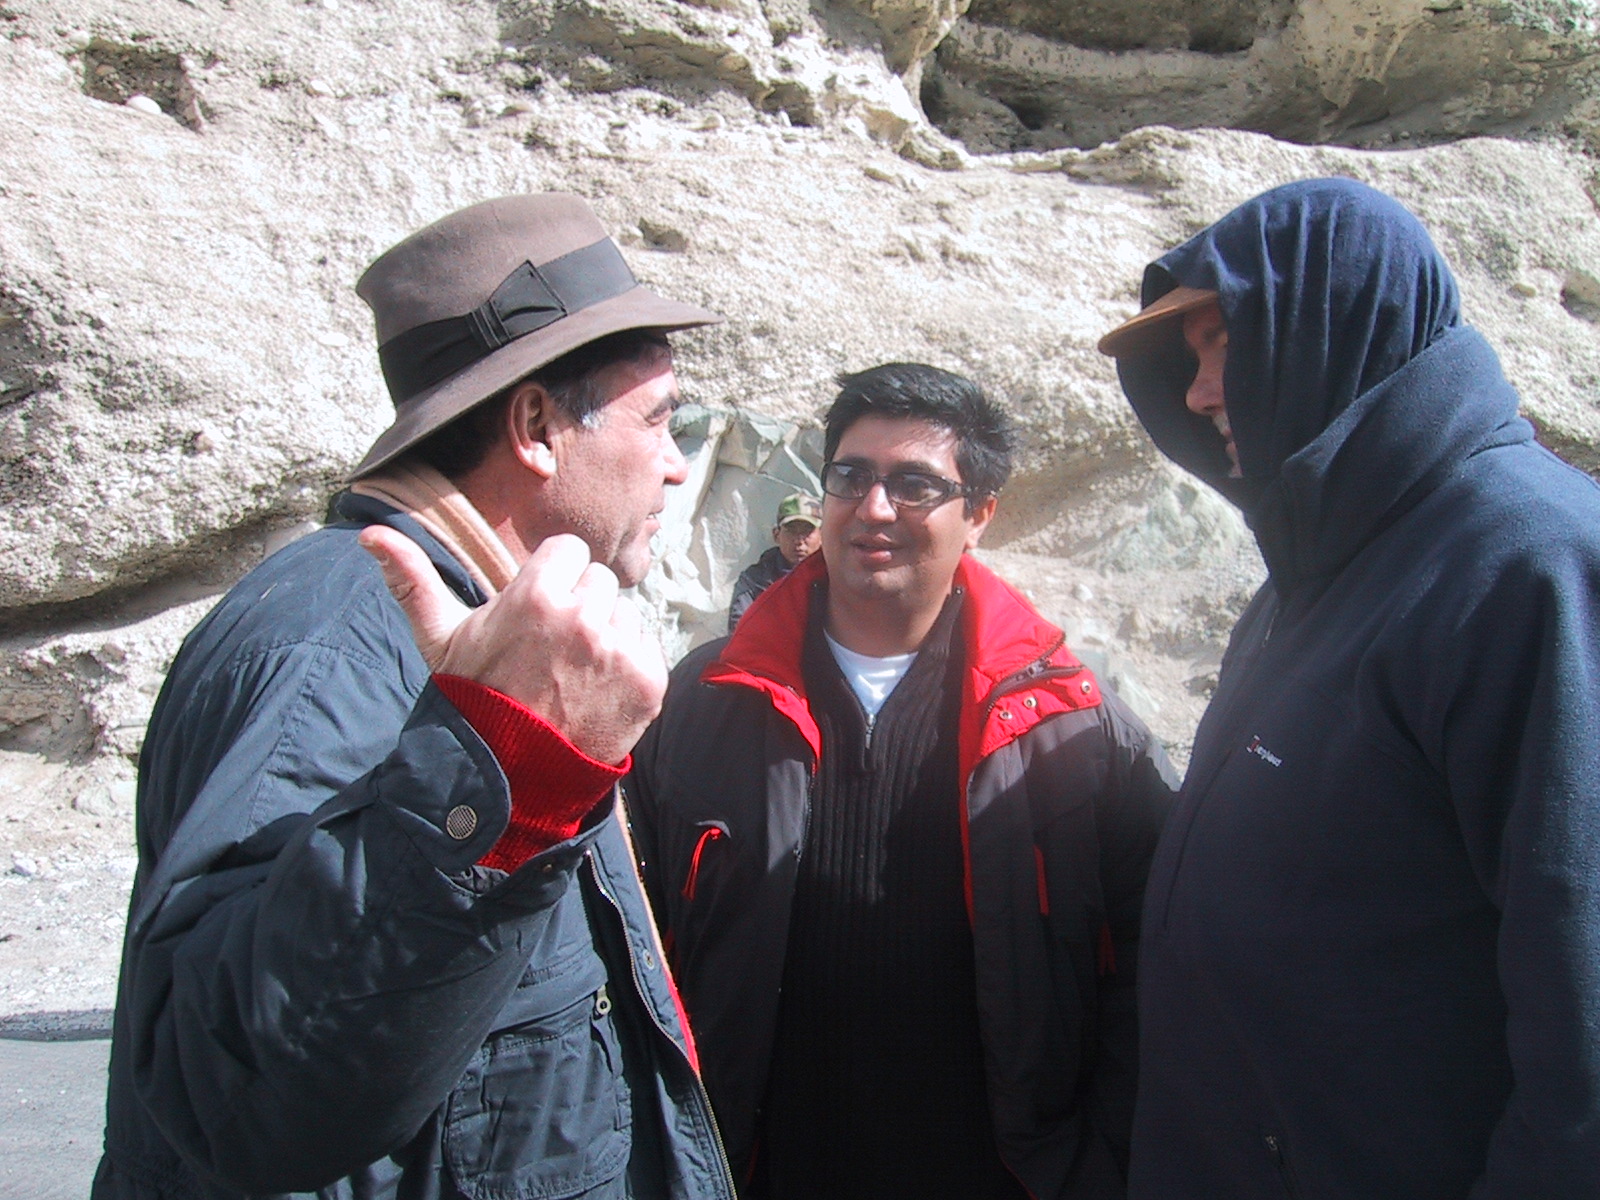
727, 549, 791, 633
1413, 545, 1600, 1198
1090, 690, 1179, 1174
123, 610, 603, 1193
727, 568, 762, 633
622, 639, 727, 935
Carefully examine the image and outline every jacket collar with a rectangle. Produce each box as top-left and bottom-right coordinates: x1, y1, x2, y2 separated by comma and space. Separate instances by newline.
702, 552, 1102, 766
332, 489, 488, 607
1249, 327, 1530, 595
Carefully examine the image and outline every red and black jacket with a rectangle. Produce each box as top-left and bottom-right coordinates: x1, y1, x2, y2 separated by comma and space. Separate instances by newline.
626, 552, 1176, 1199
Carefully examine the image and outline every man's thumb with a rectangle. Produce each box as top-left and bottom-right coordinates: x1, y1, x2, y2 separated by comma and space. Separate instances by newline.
359, 526, 469, 669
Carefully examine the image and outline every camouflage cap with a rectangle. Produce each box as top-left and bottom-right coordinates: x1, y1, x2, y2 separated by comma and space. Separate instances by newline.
775, 492, 822, 527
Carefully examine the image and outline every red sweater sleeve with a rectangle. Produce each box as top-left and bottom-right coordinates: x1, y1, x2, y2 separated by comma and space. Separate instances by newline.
433, 674, 627, 873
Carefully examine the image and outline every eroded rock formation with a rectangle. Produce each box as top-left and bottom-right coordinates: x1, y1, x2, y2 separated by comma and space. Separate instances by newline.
930, 0, 1600, 150
0, 0, 1596, 1014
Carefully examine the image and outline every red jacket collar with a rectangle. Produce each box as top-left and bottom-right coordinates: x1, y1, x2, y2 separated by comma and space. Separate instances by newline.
701, 553, 1102, 766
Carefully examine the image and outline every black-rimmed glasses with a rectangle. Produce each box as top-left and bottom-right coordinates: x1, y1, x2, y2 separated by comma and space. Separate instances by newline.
820, 461, 973, 510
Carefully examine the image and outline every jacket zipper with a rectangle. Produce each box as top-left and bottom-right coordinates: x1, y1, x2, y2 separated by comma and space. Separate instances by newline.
681, 825, 725, 901
980, 634, 1077, 718
585, 851, 738, 1198
789, 683, 819, 864
1264, 1134, 1301, 1199
1156, 591, 1283, 933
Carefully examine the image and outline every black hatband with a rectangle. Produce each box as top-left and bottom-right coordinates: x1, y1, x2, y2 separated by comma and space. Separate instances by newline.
377, 237, 637, 404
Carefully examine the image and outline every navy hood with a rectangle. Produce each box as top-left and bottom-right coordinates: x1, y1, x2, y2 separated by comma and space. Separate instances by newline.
1117, 178, 1462, 505
1117, 178, 1532, 590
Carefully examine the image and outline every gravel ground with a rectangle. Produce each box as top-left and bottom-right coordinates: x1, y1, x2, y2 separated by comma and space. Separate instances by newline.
0, 754, 135, 1029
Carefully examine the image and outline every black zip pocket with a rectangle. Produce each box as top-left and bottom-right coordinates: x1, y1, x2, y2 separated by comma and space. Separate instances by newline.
682, 822, 727, 900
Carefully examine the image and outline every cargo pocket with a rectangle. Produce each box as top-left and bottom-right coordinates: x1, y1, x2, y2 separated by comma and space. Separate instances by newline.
444, 985, 633, 1200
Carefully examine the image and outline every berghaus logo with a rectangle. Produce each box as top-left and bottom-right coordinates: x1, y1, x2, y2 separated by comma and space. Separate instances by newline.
1246, 735, 1283, 767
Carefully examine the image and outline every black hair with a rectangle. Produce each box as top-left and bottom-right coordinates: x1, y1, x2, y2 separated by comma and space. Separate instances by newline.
824, 362, 1015, 514
412, 328, 673, 480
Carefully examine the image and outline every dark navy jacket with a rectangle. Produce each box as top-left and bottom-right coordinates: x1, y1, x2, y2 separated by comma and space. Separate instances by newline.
627, 552, 1177, 1199
727, 546, 793, 632
93, 493, 734, 1200
1118, 179, 1600, 1198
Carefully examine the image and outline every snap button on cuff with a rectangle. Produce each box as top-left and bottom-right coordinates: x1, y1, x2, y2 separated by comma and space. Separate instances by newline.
1080, 680, 1093, 695
1023, 695, 1038, 709
445, 804, 478, 840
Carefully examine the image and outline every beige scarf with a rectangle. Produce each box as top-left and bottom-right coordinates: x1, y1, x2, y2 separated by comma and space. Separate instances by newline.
355, 463, 683, 1023
350, 458, 520, 596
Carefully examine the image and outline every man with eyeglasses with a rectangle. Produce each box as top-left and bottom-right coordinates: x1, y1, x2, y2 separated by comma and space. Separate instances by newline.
626, 362, 1177, 1199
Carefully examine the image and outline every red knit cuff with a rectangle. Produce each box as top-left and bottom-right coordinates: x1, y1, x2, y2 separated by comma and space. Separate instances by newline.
433, 675, 627, 873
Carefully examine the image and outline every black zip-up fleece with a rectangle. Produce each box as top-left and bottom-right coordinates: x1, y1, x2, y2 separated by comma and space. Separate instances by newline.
1119, 178, 1600, 1200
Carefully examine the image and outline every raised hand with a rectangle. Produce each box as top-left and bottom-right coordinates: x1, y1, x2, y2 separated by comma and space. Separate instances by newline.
359, 527, 668, 765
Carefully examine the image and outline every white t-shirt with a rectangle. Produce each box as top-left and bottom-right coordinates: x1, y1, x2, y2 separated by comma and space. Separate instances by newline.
824, 631, 918, 718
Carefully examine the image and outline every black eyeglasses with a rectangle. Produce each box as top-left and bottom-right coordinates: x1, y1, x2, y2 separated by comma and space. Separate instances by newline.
820, 461, 973, 510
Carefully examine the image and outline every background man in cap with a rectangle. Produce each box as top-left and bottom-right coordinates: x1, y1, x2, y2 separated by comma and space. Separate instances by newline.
628, 362, 1176, 1199
1099, 178, 1600, 1198
726, 491, 822, 631
95, 195, 737, 1200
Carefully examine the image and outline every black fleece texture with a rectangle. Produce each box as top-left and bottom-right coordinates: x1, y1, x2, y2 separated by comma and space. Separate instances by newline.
1121, 179, 1600, 1200
758, 593, 1021, 1200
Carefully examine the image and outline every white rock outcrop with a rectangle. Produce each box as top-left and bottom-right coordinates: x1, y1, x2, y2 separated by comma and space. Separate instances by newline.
0, 0, 1596, 1015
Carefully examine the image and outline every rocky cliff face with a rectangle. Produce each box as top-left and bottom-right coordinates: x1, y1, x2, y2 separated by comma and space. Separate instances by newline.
0, 0, 1597, 1015
933, 0, 1600, 150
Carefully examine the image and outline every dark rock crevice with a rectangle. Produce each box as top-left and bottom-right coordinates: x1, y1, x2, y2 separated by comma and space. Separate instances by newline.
79, 37, 211, 130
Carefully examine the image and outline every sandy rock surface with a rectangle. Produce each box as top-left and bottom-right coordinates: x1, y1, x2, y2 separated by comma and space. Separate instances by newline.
0, 0, 1597, 1023
936, 0, 1600, 150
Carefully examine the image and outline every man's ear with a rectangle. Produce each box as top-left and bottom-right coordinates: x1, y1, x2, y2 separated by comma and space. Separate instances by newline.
964, 494, 998, 551
505, 381, 559, 479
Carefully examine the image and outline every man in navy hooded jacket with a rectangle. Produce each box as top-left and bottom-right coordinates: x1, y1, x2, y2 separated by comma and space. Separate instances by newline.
1098, 178, 1600, 1198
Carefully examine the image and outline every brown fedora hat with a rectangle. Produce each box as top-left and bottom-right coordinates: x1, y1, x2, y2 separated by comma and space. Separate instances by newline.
1097, 285, 1219, 358
350, 193, 723, 478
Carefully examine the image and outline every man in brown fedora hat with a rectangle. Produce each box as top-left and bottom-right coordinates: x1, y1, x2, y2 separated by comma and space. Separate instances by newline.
95, 195, 738, 1200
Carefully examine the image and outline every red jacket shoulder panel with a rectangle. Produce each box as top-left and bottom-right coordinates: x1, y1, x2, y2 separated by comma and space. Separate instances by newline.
700, 554, 825, 760
953, 557, 1102, 769
700, 553, 1103, 771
